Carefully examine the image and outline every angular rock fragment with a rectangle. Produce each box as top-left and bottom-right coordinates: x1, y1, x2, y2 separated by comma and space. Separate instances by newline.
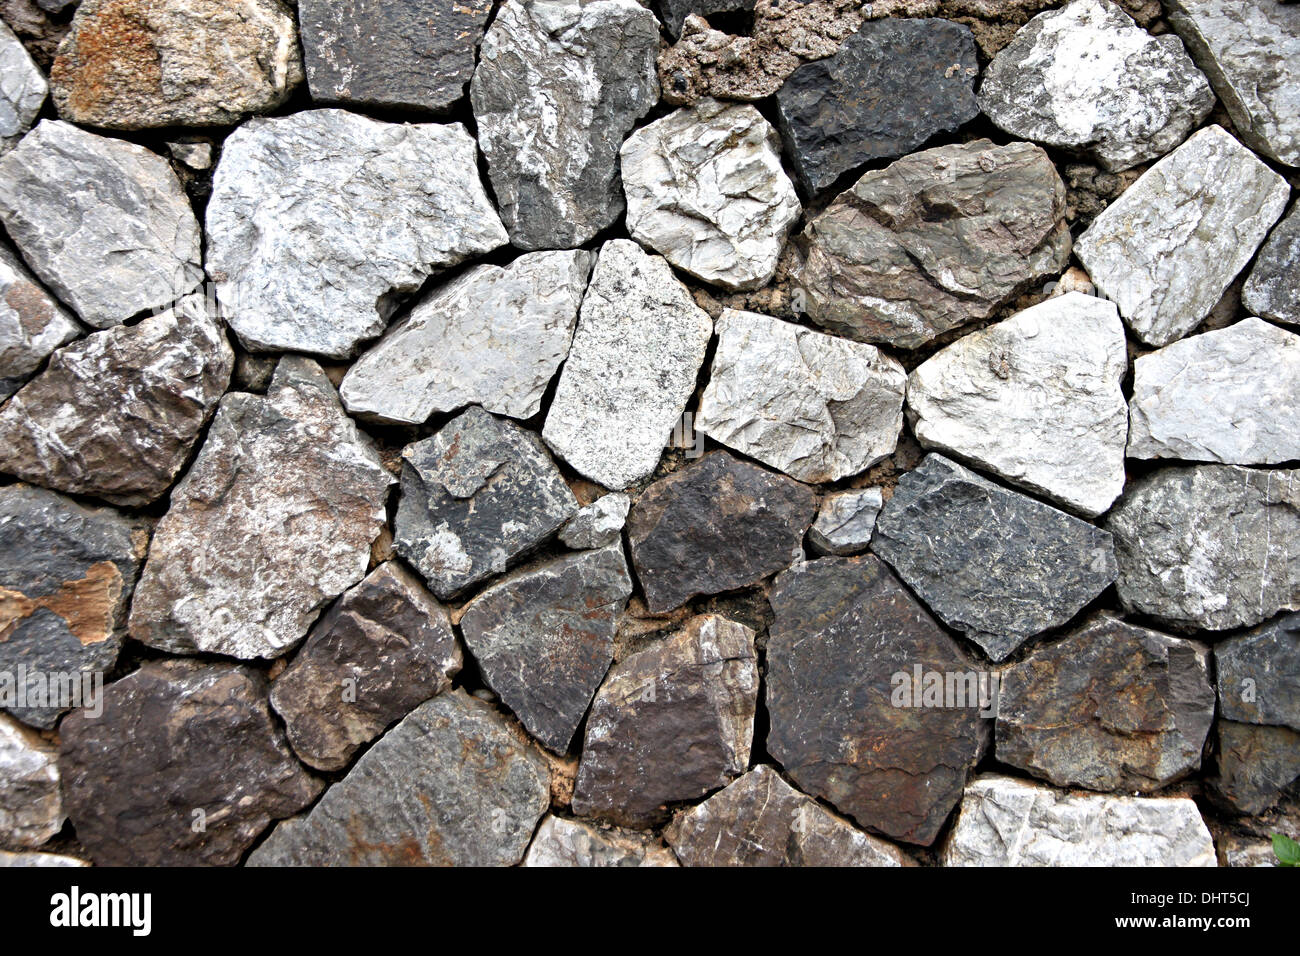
807, 488, 883, 557
471, 0, 660, 249
340, 251, 594, 424
1075, 125, 1289, 347
129, 358, 393, 659
1, 19, 45, 153
791, 139, 1071, 349
59, 660, 322, 866
0, 850, 86, 867
1216, 614, 1300, 732
766, 556, 989, 846
872, 455, 1118, 662
394, 406, 578, 600
524, 815, 678, 867
0, 120, 203, 329
0, 713, 62, 846
0, 242, 79, 402
626, 451, 816, 613
542, 240, 712, 490
658, 0, 754, 40
559, 493, 630, 550
906, 292, 1129, 517
269, 562, 463, 773
249, 691, 550, 867
572, 615, 758, 827
206, 110, 507, 359
695, 309, 906, 484
1128, 318, 1300, 465
1244, 205, 1300, 328
1106, 465, 1300, 631
1209, 722, 1300, 816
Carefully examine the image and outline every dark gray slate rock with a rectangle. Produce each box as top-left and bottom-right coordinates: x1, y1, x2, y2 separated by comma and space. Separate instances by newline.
1215, 613, 1300, 732
249, 690, 550, 866
0, 242, 80, 403
1244, 204, 1300, 327
765, 555, 989, 846
872, 455, 1118, 661
775, 17, 979, 195
626, 451, 816, 614
59, 660, 322, 866
269, 562, 463, 773
459, 544, 633, 753
394, 405, 578, 600
1209, 721, 1300, 815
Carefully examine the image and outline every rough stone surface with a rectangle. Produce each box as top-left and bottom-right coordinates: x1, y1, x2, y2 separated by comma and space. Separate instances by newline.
298, 0, 491, 112
129, 358, 393, 659
393, 406, 578, 600
0, 850, 86, 866
978, 0, 1214, 172
0, 242, 80, 403
0, 120, 203, 329
542, 240, 713, 490
0, 713, 62, 847
249, 691, 550, 867
572, 614, 758, 827
905, 292, 1129, 517
269, 562, 463, 773
0, 0, 71, 73
1127, 318, 1300, 465
470, 0, 660, 250
695, 309, 906, 484
0, 19, 45, 153
524, 814, 678, 867
766, 556, 989, 846
1244, 204, 1300, 327
1209, 721, 1300, 815
621, 99, 800, 291
626, 451, 816, 614
658, 0, 754, 39
340, 251, 594, 424
792, 139, 1071, 349
459, 545, 633, 753
872, 454, 1118, 662
206, 109, 507, 359
1106, 465, 1300, 632
1075, 125, 1289, 348
808, 488, 883, 557
559, 493, 630, 550
0, 294, 233, 507
942, 774, 1216, 866
59, 660, 322, 866
50, 0, 303, 129
1215, 613, 1300, 733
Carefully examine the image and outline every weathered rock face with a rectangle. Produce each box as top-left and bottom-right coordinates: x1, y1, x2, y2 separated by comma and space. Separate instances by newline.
791, 139, 1071, 349
0, 850, 86, 867
59, 660, 322, 866
340, 251, 594, 425
470, 0, 660, 250
459, 545, 633, 753
905, 292, 1129, 517
129, 358, 393, 659
695, 309, 907, 484
0, 713, 62, 847
626, 451, 816, 613
0, 242, 80, 403
0, 294, 233, 507
1166, 0, 1300, 167
621, 100, 800, 291
1210, 721, 1300, 815
658, 0, 755, 40
941, 774, 1216, 866
1127, 318, 1300, 465
393, 406, 578, 601
249, 691, 550, 867
765, 556, 989, 846
298, 0, 491, 112
978, 0, 1213, 172
0, 120, 202, 329
542, 240, 713, 490
524, 815, 678, 867
872, 455, 1118, 662
572, 615, 758, 827
0, 484, 148, 729
1, 19, 45, 154
1216, 614, 1300, 732
1075, 125, 1289, 348
996, 615, 1214, 792
1244, 205, 1300, 328
49, 0, 302, 129
206, 110, 507, 359
559, 493, 630, 550
1106, 465, 1300, 632
775, 17, 979, 195
269, 562, 463, 773
808, 488, 882, 557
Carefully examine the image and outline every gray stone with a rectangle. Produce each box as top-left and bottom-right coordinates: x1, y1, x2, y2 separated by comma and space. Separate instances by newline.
542, 240, 713, 490
1075, 125, 1289, 347
166, 140, 212, 171
206, 109, 507, 359
1244, 204, 1300, 327
340, 251, 594, 424
695, 309, 907, 483
559, 493, 630, 550
1209, 721, 1300, 815
524, 815, 678, 867
249, 691, 550, 867
1106, 465, 1300, 632
471, 0, 660, 250
0, 242, 80, 402
0, 19, 45, 153
1128, 318, 1300, 465
0, 850, 86, 866
0, 120, 203, 329
808, 488, 883, 557
905, 292, 1129, 517
129, 358, 393, 659
1215, 613, 1300, 732
0, 712, 61, 847
872, 454, 1118, 662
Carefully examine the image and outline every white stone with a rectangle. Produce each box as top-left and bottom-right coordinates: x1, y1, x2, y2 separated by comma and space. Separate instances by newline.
560, 493, 631, 550
0, 20, 45, 154
0, 242, 80, 402
0, 713, 62, 847
524, 815, 678, 867
808, 488, 883, 556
